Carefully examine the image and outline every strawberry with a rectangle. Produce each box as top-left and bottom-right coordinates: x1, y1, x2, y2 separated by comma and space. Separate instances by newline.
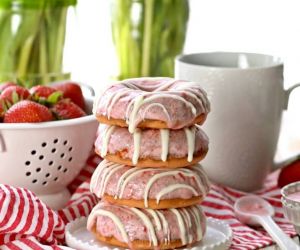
1, 85, 30, 106
30, 85, 57, 98
4, 100, 53, 123
53, 82, 85, 109
0, 82, 17, 93
278, 158, 300, 188
30, 85, 62, 105
51, 99, 86, 120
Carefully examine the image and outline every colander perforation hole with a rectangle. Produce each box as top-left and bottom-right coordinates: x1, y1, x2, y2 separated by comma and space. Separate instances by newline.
31, 150, 36, 155
63, 140, 68, 145
36, 168, 41, 173
49, 161, 53, 166
54, 177, 58, 181
39, 155, 44, 160
51, 148, 56, 153
60, 153, 65, 158
45, 173, 50, 178
42, 181, 47, 186
68, 157, 72, 162
53, 139, 58, 144
32, 179, 37, 184
57, 165, 62, 171
41, 142, 47, 147
63, 169, 68, 173
25, 161, 30, 166
26, 172, 31, 176
68, 147, 73, 152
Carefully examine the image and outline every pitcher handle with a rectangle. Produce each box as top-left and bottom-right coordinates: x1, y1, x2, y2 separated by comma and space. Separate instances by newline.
0, 133, 6, 152
274, 83, 300, 169
284, 83, 300, 109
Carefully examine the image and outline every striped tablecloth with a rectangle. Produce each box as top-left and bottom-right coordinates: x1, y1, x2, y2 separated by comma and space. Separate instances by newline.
0, 154, 296, 250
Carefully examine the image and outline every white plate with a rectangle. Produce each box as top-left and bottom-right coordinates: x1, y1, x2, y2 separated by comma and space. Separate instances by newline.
65, 217, 232, 250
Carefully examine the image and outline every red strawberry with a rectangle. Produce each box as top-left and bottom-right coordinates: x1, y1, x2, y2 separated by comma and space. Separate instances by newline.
30, 85, 57, 98
53, 82, 85, 109
1, 85, 30, 105
0, 82, 17, 93
51, 99, 86, 120
4, 100, 53, 123
278, 158, 300, 188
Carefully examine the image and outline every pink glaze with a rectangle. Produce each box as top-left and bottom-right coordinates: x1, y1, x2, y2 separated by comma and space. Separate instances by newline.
95, 124, 209, 161
94, 77, 210, 129
287, 191, 300, 202
87, 202, 206, 245
90, 160, 210, 201
239, 202, 269, 216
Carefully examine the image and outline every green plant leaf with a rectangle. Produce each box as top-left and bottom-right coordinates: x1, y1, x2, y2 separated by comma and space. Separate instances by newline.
47, 91, 62, 104
12, 91, 19, 103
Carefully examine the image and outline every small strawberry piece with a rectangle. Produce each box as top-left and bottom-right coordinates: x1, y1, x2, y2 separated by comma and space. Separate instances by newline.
53, 82, 85, 109
51, 99, 86, 120
1, 85, 30, 105
0, 82, 17, 93
278, 158, 300, 188
30, 85, 57, 99
4, 100, 53, 123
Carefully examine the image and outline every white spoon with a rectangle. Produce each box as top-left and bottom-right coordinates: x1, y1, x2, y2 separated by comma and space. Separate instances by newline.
234, 195, 300, 250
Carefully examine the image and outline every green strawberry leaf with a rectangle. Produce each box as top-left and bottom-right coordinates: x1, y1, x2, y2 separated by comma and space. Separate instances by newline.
38, 98, 47, 106
12, 91, 19, 103
0, 99, 7, 112
5, 100, 11, 109
47, 91, 63, 104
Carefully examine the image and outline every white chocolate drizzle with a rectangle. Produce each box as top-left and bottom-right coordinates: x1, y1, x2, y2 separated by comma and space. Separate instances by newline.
160, 129, 170, 161
185, 126, 196, 162
156, 184, 198, 204
146, 209, 162, 231
133, 128, 142, 165
157, 211, 170, 243
99, 125, 200, 165
101, 126, 116, 157
141, 103, 171, 122
171, 208, 187, 245
98, 78, 210, 133
116, 167, 142, 197
90, 160, 210, 207
180, 208, 193, 244
119, 168, 155, 198
127, 95, 144, 133
107, 89, 132, 119
87, 206, 129, 243
88, 203, 205, 246
190, 206, 203, 240
130, 208, 158, 246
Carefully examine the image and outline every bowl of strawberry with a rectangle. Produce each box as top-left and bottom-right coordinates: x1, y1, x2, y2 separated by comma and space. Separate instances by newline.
0, 81, 98, 209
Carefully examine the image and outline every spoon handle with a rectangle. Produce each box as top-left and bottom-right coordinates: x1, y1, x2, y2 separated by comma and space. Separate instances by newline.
258, 216, 300, 250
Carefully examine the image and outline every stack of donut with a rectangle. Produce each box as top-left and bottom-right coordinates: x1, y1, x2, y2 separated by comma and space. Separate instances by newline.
88, 77, 211, 249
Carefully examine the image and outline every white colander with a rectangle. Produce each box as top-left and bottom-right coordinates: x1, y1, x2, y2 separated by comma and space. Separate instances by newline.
0, 96, 98, 210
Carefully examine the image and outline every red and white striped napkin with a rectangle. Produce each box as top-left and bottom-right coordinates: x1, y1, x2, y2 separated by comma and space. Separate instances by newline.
0, 155, 297, 250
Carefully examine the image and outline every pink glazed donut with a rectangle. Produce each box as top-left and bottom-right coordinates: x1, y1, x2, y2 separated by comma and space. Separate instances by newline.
95, 124, 209, 168
93, 77, 210, 132
90, 160, 210, 209
87, 202, 206, 250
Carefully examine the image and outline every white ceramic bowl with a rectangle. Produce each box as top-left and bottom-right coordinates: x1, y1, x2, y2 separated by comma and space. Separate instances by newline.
0, 96, 98, 209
